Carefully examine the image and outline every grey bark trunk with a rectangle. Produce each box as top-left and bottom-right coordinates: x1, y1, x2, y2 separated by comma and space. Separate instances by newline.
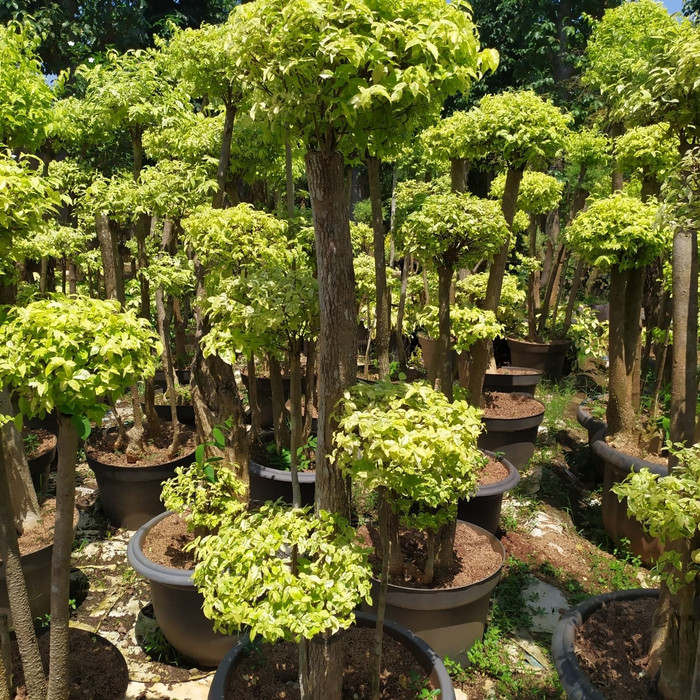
367, 156, 390, 379
47, 415, 79, 700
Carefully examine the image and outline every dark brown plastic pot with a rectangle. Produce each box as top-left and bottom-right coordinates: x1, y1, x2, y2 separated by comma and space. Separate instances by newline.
86, 441, 196, 530
483, 366, 543, 396
208, 610, 456, 700
507, 338, 570, 380
153, 403, 196, 427
0, 540, 53, 622
418, 335, 457, 385
248, 459, 315, 507
591, 428, 665, 566
576, 399, 607, 479
127, 511, 239, 667
364, 521, 504, 665
552, 588, 659, 700
457, 451, 520, 534
478, 392, 545, 469
153, 368, 190, 390
240, 373, 293, 429
27, 435, 57, 500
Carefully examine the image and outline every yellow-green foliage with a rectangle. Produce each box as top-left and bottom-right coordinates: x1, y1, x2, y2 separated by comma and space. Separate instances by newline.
333, 380, 485, 530
416, 304, 502, 351
615, 124, 679, 182
490, 171, 564, 215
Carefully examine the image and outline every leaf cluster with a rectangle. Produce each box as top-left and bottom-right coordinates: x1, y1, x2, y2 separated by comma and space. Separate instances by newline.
490, 170, 563, 215
332, 381, 485, 530
416, 304, 502, 352
0, 295, 161, 422
615, 124, 680, 183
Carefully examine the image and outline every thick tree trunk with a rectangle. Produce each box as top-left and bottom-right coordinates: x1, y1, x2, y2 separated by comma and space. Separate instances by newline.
0, 436, 45, 700
0, 392, 41, 533
305, 150, 355, 519
624, 266, 645, 412
68, 261, 77, 295
435, 519, 457, 574
303, 340, 316, 442
669, 227, 699, 453
289, 340, 303, 508
450, 158, 468, 193
436, 266, 453, 401
607, 266, 634, 436
468, 168, 523, 405
47, 415, 79, 700
95, 213, 120, 303
367, 156, 390, 379
527, 214, 539, 340
395, 254, 411, 369
540, 208, 559, 291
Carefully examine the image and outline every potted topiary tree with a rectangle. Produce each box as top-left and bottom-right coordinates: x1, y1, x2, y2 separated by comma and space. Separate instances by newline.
332, 380, 505, 662
553, 444, 700, 699
0, 295, 160, 700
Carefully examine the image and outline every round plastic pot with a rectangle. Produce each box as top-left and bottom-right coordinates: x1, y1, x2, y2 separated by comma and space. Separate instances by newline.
0, 540, 53, 623
483, 367, 543, 396
552, 587, 659, 700
576, 400, 607, 479
153, 403, 196, 427
27, 440, 56, 501
87, 445, 196, 530
365, 521, 505, 665
478, 393, 545, 469
507, 338, 570, 380
127, 511, 239, 667
248, 459, 315, 507
208, 610, 456, 700
457, 451, 520, 534
591, 428, 666, 565
153, 368, 190, 390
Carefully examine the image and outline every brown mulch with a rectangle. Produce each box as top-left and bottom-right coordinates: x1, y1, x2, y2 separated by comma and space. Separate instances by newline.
477, 457, 509, 486
481, 391, 544, 419
142, 512, 195, 570
85, 422, 197, 467
575, 597, 658, 699
224, 626, 431, 700
360, 521, 503, 589
24, 428, 57, 460
11, 627, 129, 700
3, 501, 77, 560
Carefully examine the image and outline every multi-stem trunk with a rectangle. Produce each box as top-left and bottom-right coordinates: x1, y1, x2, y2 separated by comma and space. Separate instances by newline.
436, 265, 454, 402
367, 156, 391, 380
47, 414, 79, 700
468, 168, 523, 405
289, 340, 303, 509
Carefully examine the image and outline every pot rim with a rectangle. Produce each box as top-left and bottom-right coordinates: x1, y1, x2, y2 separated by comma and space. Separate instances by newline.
127, 510, 195, 587
476, 450, 520, 496
207, 610, 456, 700
551, 587, 659, 700
506, 337, 571, 349
590, 427, 668, 477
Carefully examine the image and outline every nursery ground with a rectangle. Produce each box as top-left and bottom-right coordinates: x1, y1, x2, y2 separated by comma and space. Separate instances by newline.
55, 371, 653, 700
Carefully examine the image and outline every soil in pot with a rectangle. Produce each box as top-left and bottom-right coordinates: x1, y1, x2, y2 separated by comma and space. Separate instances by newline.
10, 626, 129, 700
219, 626, 431, 700
85, 422, 197, 468
142, 512, 195, 570
575, 595, 656, 700
476, 455, 510, 486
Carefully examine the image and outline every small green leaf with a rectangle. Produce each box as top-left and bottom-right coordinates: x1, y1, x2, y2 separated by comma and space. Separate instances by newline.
195, 443, 205, 466
212, 427, 225, 449
72, 414, 91, 440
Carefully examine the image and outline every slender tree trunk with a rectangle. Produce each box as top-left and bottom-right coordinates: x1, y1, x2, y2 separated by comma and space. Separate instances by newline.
538, 244, 567, 338
610, 122, 625, 193
468, 168, 523, 405
436, 265, 453, 401
303, 340, 316, 442
0, 436, 45, 700
540, 208, 559, 290
173, 298, 187, 369
213, 103, 237, 209
289, 340, 303, 508
607, 266, 634, 436
286, 134, 295, 219
95, 213, 119, 303
395, 253, 410, 369
435, 519, 457, 573
269, 355, 289, 452
0, 613, 10, 700
624, 266, 645, 412
68, 261, 77, 295
39, 258, 48, 294
563, 257, 585, 334
389, 164, 398, 266
367, 156, 390, 379
247, 356, 261, 442
669, 226, 699, 454
527, 214, 539, 340
47, 415, 79, 700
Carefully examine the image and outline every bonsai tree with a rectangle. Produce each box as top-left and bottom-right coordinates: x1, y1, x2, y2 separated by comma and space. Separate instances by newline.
0, 295, 160, 700
613, 444, 700, 698
333, 380, 485, 582
396, 191, 508, 402
566, 192, 668, 438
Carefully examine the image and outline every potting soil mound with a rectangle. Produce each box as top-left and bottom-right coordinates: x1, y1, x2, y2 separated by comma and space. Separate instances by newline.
481, 391, 544, 419
224, 627, 430, 699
